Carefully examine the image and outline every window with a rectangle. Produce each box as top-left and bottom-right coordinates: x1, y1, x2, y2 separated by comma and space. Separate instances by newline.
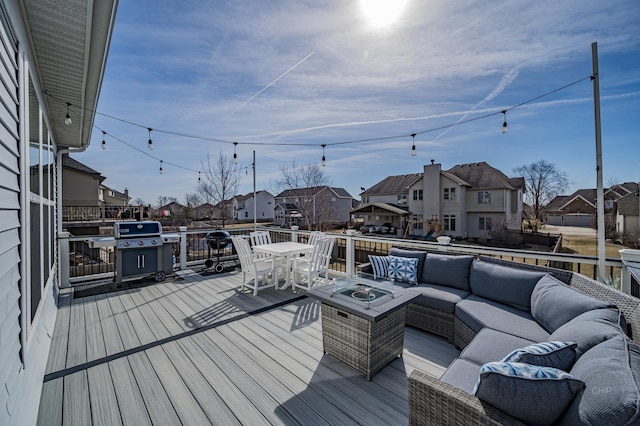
397, 194, 407, 205
363, 196, 370, 204
245, 211, 248, 218
412, 215, 423, 229
412, 189, 423, 201
477, 191, 491, 204
479, 217, 493, 230
444, 214, 456, 231
444, 188, 456, 200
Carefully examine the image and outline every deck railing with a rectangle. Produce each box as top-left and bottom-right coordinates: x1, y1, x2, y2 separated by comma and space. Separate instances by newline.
60, 226, 636, 297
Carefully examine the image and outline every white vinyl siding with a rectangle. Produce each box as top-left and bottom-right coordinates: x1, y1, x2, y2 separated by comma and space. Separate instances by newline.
0, 9, 22, 424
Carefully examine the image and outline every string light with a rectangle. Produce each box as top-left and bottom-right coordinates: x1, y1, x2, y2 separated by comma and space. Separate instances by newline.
411, 133, 417, 156
159, 160, 163, 174
233, 141, 238, 164
148, 128, 153, 150
65, 103, 72, 125
198, 171, 201, 182
501, 110, 508, 134
101, 131, 106, 149
321, 144, 326, 167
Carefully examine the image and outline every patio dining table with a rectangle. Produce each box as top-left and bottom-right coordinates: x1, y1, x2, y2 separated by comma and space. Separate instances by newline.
252, 241, 314, 290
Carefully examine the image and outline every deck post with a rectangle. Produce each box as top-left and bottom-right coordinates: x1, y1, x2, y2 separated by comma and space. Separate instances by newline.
346, 234, 355, 277
179, 226, 188, 270
58, 231, 71, 288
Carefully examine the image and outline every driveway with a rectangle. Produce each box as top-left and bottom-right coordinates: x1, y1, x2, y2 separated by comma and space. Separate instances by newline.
540, 225, 597, 237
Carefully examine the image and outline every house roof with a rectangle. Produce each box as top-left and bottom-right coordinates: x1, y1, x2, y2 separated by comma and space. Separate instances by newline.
276, 186, 352, 199
235, 190, 274, 202
20, 0, 118, 148
616, 192, 640, 216
446, 162, 524, 190
62, 154, 105, 181
351, 203, 410, 216
361, 174, 422, 195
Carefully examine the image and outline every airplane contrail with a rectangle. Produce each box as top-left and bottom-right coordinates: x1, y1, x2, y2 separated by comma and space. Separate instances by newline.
219, 51, 316, 123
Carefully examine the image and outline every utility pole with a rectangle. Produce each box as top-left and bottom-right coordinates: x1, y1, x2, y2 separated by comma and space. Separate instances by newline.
592, 42, 606, 282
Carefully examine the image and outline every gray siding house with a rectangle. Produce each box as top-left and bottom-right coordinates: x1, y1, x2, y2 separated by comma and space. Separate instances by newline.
233, 190, 275, 222
355, 162, 524, 239
0, 1, 117, 425
274, 186, 354, 229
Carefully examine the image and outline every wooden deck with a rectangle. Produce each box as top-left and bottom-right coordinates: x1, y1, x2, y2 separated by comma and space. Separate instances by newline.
37, 270, 460, 425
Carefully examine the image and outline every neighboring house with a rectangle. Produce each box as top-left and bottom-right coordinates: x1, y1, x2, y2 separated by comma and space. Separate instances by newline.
158, 201, 185, 218
545, 182, 637, 227
62, 154, 104, 206
616, 189, 640, 236
101, 184, 130, 207
274, 186, 355, 228
192, 202, 215, 220
0, 2, 117, 425
233, 190, 275, 221
354, 161, 524, 239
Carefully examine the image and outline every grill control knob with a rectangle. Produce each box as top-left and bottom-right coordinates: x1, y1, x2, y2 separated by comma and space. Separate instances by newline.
124, 241, 130, 247
151, 239, 157, 245
138, 240, 144, 245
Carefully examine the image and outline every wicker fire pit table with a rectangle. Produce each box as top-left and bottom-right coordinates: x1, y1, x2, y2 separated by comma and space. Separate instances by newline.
307, 275, 419, 380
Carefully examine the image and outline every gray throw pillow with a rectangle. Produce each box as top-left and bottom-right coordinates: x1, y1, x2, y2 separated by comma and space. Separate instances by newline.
469, 261, 546, 311
421, 254, 474, 290
560, 335, 640, 425
531, 275, 612, 333
502, 341, 577, 371
550, 307, 626, 358
472, 361, 584, 426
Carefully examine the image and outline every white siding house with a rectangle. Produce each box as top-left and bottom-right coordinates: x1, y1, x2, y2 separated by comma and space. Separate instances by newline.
0, 1, 117, 425
234, 190, 275, 221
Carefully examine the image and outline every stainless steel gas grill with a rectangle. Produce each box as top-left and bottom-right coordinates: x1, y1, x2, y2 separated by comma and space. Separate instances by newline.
88, 221, 175, 284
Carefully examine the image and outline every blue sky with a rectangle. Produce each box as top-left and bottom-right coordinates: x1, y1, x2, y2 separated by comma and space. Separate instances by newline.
80, 0, 640, 206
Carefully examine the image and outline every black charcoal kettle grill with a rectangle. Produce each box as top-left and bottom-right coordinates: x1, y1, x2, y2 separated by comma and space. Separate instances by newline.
204, 230, 236, 273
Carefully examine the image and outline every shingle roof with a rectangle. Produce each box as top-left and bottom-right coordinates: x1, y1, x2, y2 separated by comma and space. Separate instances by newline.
361, 174, 422, 195
62, 154, 103, 178
446, 162, 523, 190
617, 192, 640, 216
276, 186, 352, 199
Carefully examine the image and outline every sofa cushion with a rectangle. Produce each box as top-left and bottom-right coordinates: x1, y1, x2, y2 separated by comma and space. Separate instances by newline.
439, 358, 482, 394
473, 362, 584, 426
502, 341, 577, 371
421, 253, 474, 290
368, 255, 389, 279
561, 334, 640, 425
389, 247, 426, 278
531, 274, 613, 333
456, 294, 551, 342
550, 307, 627, 358
396, 282, 468, 314
388, 255, 419, 284
469, 260, 546, 311
459, 328, 535, 366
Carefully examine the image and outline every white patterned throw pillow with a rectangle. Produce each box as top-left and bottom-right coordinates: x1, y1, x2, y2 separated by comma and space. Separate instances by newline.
388, 255, 419, 284
368, 255, 390, 279
502, 341, 577, 371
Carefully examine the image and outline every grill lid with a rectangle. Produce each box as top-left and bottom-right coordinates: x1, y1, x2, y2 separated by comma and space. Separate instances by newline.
115, 221, 162, 238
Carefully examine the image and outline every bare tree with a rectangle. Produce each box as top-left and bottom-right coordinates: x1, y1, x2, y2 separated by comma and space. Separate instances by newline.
513, 160, 569, 223
156, 195, 177, 209
132, 197, 146, 206
200, 152, 240, 227
277, 161, 333, 230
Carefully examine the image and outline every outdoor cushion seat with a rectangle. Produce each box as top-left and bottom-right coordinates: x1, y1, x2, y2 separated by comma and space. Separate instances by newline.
455, 294, 551, 342
439, 358, 482, 394
459, 328, 536, 366
395, 281, 469, 314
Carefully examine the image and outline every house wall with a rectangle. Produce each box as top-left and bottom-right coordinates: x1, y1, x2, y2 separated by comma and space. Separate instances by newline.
422, 163, 441, 219
0, 3, 58, 425
618, 212, 640, 235
440, 176, 466, 237
62, 168, 100, 206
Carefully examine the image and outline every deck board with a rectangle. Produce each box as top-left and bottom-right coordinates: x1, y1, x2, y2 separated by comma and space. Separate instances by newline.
38, 269, 460, 425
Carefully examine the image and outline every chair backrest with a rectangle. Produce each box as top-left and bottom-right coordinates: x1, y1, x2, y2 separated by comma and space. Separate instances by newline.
232, 236, 254, 270
309, 237, 335, 271
308, 231, 326, 246
250, 231, 271, 247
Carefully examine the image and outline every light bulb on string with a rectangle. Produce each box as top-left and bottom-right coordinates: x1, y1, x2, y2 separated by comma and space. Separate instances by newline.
411, 133, 417, 156
159, 160, 163, 175
321, 144, 326, 167
148, 128, 154, 150
198, 171, 201, 183
65, 103, 72, 125
501, 110, 508, 134
101, 131, 106, 149
233, 141, 238, 164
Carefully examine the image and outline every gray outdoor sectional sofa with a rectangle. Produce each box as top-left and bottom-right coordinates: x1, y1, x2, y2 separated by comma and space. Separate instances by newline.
361, 247, 640, 425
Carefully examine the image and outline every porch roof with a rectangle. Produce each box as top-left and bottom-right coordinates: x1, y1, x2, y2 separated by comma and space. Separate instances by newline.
351, 202, 410, 216
20, 0, 118, 148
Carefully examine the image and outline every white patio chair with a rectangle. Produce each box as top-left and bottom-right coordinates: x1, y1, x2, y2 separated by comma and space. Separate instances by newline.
308, 231, 325, 246
292, 236, 335, 291
250, 231, 272, 259
232, 236, 277, 296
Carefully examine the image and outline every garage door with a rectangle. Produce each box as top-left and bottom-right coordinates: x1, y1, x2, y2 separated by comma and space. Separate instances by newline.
547, 215, 562, 225
563, 214, 594, 227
